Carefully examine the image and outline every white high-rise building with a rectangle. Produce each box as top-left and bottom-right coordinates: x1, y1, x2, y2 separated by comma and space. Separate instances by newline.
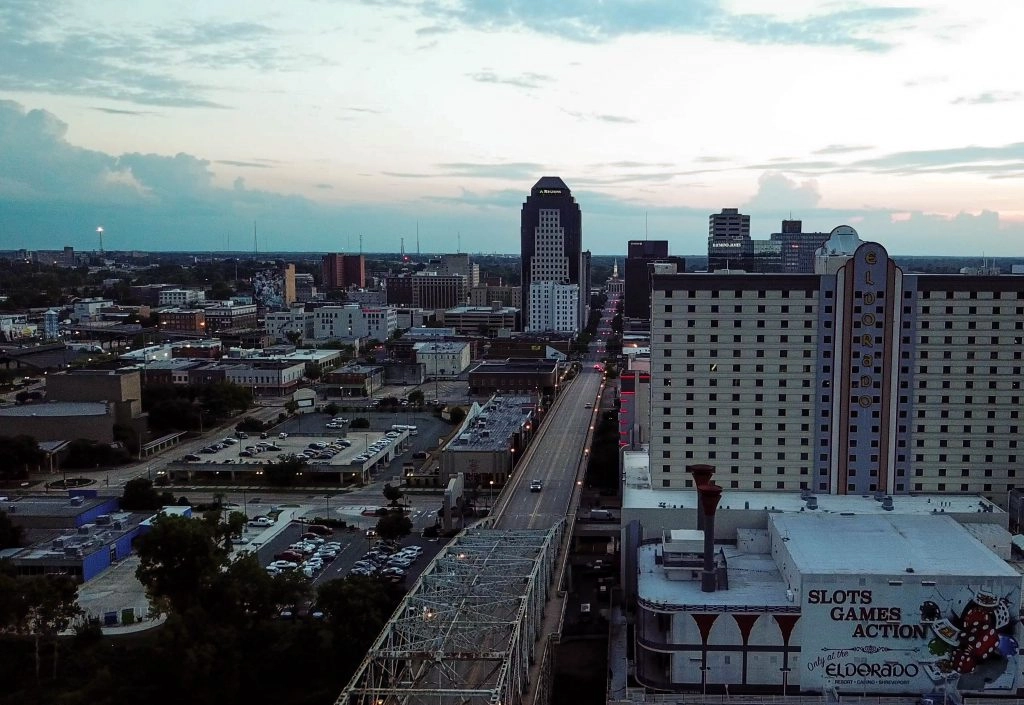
520, 177, 586, 332
527, 280, 579, 333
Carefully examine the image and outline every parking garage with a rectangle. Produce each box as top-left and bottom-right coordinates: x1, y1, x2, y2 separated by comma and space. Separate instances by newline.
166, 427, 410, 485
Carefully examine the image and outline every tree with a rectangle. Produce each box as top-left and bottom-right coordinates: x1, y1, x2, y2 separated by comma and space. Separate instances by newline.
265, 455, 307, 487
304, 361, 322, 380
317, 575, 404, 663
448, 406, 467, 425
350, 417, 370, 429
382, 483, 403, 507
135, 514, 228, 615
120, 477, 163, 510
374, 510, 412, 541
324, 402, 340, 416
407, 389, 425, 407
0, 435, 44, 481
284, 399, 299, 415
0, 574, 81, 682
0, 509, 24, 549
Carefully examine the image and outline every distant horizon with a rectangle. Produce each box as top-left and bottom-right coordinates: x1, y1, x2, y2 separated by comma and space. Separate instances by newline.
3, 3, 1024, 256
3, 247, 1021, 263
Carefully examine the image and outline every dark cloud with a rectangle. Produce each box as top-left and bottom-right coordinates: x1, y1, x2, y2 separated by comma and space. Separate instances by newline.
381, 171, 436, 178
436, 162, 549, 180
813, 144, 874, 155
466, 70, 552, 89
0, 8, 304, 106
951, 91, 1023, 106
3, 99, 1022, 257
91, 107, 156, 116
216, 160, 275, 169
416, 1, 924, 51
595, 161, 676, 168
415, 25, 451, 36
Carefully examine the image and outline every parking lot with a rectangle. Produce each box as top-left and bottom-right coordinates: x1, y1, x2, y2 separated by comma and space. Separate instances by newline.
249, 518, 444, 588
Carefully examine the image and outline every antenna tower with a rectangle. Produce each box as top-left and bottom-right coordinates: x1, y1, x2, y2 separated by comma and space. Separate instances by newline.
416, 221, 421, 256
359, 233, 363, 255
96, 226, 105, 253
253, 221, 258, 256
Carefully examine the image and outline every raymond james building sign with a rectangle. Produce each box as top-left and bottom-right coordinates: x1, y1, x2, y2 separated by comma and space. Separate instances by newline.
801, 583, 1022, 694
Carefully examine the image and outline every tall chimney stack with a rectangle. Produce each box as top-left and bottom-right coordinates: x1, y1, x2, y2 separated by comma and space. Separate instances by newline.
686, 465, 715, 530
698, 483, 722, 593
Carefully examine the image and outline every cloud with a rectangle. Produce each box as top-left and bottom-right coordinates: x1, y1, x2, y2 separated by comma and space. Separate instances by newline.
813, 144, 873, 155
743, 172, 822, 211
91, 107, 157, 117
314, 183, 333, 189
466, 70, 552, 89
4, 99, 1024, 257
850, 143, 1024, 176
951, 91, 1024, 106
593, 114, 636, 124
436, 162, 549, 180
415, 25, 451, 36
417, 1, 924, 51
216, 160, 275, 169
0, 8, 307, 106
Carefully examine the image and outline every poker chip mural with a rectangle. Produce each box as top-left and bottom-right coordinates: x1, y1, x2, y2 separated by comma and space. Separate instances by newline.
924, 590, 1019, 680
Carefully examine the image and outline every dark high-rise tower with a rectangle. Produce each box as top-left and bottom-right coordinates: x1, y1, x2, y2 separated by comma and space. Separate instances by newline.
707, 208, 751, 270
520, 177, 584, 332
624, 240, 685, 321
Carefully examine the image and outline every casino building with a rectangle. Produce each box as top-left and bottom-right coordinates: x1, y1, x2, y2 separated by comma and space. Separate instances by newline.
648, 226, 1023, 503
623, 470, 1023, 696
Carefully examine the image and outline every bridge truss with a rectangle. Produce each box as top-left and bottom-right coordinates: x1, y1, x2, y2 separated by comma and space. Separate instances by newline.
336, 523, 564, 705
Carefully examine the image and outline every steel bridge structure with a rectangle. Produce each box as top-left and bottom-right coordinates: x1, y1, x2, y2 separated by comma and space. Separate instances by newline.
336, 523, 564, 705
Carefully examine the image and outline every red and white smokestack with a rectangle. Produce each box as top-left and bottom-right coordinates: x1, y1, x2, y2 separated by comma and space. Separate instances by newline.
686, 465, 715, 530
698, 483, 722, 593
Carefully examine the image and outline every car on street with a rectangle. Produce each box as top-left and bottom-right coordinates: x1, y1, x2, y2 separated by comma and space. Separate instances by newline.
530, 480, 543, 492
249, 516, 273, 527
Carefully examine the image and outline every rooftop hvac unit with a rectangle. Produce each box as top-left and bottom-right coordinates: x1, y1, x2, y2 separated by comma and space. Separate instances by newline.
70, 496, 85, 506
77, 524, 93, 535
112, 520, 124, 530
95, 514, 111, 525
63, 546, 81, 557
52, 538, 65, 549
805, 496, 818, 510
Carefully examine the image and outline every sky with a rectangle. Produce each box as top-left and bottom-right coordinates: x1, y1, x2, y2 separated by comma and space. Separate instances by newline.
1, 0, 1023, 257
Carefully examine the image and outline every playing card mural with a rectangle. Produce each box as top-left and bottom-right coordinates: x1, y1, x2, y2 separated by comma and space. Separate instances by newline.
803, 584, 1022, 694
922, 590, 1020, 691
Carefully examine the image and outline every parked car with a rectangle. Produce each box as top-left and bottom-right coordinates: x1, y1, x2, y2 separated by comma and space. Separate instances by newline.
307, 524, 333, 536
183, 454, 201, 461
248, 516, 273, 527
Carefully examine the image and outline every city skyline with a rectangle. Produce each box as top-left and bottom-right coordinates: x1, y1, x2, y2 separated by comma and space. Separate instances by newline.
2, 1, 1023, 255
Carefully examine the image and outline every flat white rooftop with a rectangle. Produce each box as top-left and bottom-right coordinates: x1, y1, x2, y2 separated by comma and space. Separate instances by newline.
772, 512, 1018, 577
625, 485, 1002, 517
638, 543, 791, 608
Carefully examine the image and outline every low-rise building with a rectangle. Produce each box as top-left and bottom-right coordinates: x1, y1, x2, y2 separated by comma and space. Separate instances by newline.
71, 298, 113, 323
324, 363, 384, 398
414, 341, 471, 379
223, 360, 306, 395
468, 357, 559, 396
438, 395, 535, 489
202, 301, 257, 331
158, 288, 206, 307
442, 304, 520, 336
2, 492, 150, 583
157, 308, 206, 334
313, 304, 397, 342
265, 304, 316, 343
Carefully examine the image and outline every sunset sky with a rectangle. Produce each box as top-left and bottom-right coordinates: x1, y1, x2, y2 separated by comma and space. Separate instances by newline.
1, 0, 1023, 256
